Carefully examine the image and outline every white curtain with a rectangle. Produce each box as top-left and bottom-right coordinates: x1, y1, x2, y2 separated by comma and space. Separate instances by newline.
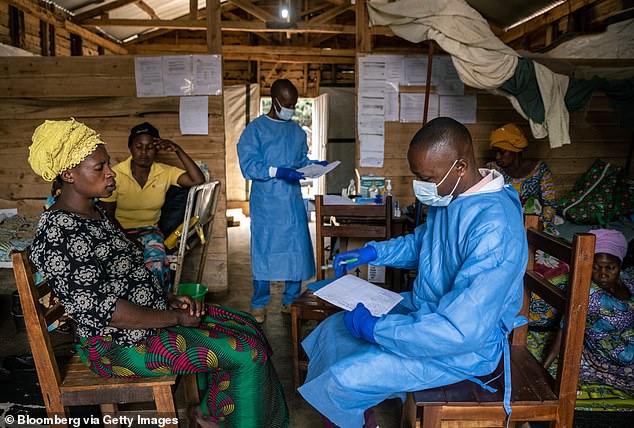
312, 93, 329, 196
224, 84, 260, 202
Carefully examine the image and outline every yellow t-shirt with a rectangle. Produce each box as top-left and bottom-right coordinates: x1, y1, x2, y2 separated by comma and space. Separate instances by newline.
102, 157, 184, 229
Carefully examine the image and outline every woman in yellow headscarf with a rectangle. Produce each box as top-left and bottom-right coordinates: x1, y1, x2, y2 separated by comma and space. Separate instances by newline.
28, 119, 289, 428
486, 123, 557, 233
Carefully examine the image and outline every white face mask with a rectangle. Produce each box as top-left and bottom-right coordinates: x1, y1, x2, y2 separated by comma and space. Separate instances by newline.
412, 160, 461, 207
274, 98, 295, 121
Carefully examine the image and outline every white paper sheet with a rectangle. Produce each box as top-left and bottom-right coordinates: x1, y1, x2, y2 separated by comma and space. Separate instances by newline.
163, 56, 193, 96
404, 55, 428, 86
359, 55, 386, 80
384, 82, 399, 122
134, 56, 164, 97
314, 274, 403, 316
192, 54, 223, 95
385, 55, 405, 85
179, 96, 208, 135
359, 134, 384, 167
298, 160, 341, 179
400, 93, 439, 123
439, 95, 477, 124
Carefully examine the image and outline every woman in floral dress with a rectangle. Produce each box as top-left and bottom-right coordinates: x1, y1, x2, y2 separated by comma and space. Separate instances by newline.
486, 123, 557, 233
27, 119, 289, 428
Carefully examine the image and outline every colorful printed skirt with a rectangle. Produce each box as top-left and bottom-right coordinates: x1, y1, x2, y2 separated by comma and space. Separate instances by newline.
76, 305, 289, 427
125, 226, 171, 292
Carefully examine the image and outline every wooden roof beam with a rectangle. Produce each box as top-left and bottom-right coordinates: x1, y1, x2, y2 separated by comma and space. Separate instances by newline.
501, 0, 600, 44
301, 2, 331, 18
7, 0, 127, 53
135, 1, 160, 20
129, 43, 356, 63
227, 0, 277, 22
84, 18, 356, 34
73, 0, 138, 22
309, 4, 353, 24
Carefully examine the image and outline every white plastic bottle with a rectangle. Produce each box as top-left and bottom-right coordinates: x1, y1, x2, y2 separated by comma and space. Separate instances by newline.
385, 179, 393, 197
393, 200, 401, 218
347, 179, 356, 198
368, 182, 379, 199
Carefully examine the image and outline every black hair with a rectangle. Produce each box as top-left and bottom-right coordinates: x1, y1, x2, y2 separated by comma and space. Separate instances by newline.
410, 117, 472, 150
270, 79, 298, 100
128, 122, 160, 147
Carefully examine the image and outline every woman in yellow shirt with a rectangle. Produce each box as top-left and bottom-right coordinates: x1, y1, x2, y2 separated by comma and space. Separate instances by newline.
101, 122, 205, 291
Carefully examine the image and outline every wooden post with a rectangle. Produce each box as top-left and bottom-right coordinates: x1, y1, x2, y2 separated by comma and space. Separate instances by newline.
189, 0, 198, 20
206, 0, 221, 54
422, 41, 434, 124
356, 0, 371, 53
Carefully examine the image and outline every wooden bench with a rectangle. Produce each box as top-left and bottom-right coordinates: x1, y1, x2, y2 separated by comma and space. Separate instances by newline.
401, 216, 595, 428
12, 249, 199, 428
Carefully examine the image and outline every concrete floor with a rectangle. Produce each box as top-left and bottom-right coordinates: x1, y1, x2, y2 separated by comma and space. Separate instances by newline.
0, 210, 401, 427
1, 211, 625, 427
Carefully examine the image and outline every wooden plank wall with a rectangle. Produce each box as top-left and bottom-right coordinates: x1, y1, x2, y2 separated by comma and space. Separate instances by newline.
0, 56, 229, 293
358, 88, 632, 210
0, 1, 115, 56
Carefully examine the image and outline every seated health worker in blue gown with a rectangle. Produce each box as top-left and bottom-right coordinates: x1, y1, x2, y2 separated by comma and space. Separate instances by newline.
237, 78, 327, 323
298, 117, 529, 427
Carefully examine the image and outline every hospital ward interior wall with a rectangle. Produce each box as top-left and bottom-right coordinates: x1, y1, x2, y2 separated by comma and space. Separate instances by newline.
0, 56, 229, 293
359, 89, 632, 209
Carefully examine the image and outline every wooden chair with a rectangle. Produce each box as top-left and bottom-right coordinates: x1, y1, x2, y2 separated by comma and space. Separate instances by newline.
315, 194, 392, 281
401, 215, 595, 428
291, 194, 393, 390
12, 250, 199, 428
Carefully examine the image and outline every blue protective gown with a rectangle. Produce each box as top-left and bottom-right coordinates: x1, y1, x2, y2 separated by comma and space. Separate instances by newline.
237, 115, 316, 281
298, 172, 528, 427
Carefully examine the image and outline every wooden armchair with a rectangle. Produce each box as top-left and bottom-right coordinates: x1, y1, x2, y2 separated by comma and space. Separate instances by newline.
401, 216, 595, 428
12, 250, 199, 428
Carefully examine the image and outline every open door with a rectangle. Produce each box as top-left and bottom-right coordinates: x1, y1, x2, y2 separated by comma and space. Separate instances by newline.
312, 93, 329, 196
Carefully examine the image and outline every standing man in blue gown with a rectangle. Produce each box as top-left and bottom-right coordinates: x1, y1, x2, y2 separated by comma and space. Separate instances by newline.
238, 79, 326, 323
299, 117, 528, 427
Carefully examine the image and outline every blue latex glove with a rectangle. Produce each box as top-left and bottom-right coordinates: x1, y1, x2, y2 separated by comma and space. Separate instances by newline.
309, 160, 329, 166
275, 167, 305, 184
343, 303, 379, 343
333, 245, 377, 278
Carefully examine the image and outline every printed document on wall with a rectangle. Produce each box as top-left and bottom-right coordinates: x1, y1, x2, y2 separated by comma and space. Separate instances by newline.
134, 56, 164, 97
400, 93, 439, 123
359, 134, 384, 167
359, 55, 386, 80
180, 96, 208, 135
439, 95, 477, 124
163, 56, 193, 96
384, 82, 399, 122
404, 55, 428, 86
192, 55, 222, 96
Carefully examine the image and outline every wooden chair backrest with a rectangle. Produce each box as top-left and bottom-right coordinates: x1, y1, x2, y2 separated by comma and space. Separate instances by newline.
315, 194, 392, 280
515, 216, 595, 417
12, 249, 66, 405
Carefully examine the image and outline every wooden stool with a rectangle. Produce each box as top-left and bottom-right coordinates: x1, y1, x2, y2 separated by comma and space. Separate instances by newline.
290, 289, 341, 390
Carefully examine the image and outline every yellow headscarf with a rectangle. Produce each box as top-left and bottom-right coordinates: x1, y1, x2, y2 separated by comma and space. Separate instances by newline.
28, 119, 105, 181
489, 123, 528, 152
